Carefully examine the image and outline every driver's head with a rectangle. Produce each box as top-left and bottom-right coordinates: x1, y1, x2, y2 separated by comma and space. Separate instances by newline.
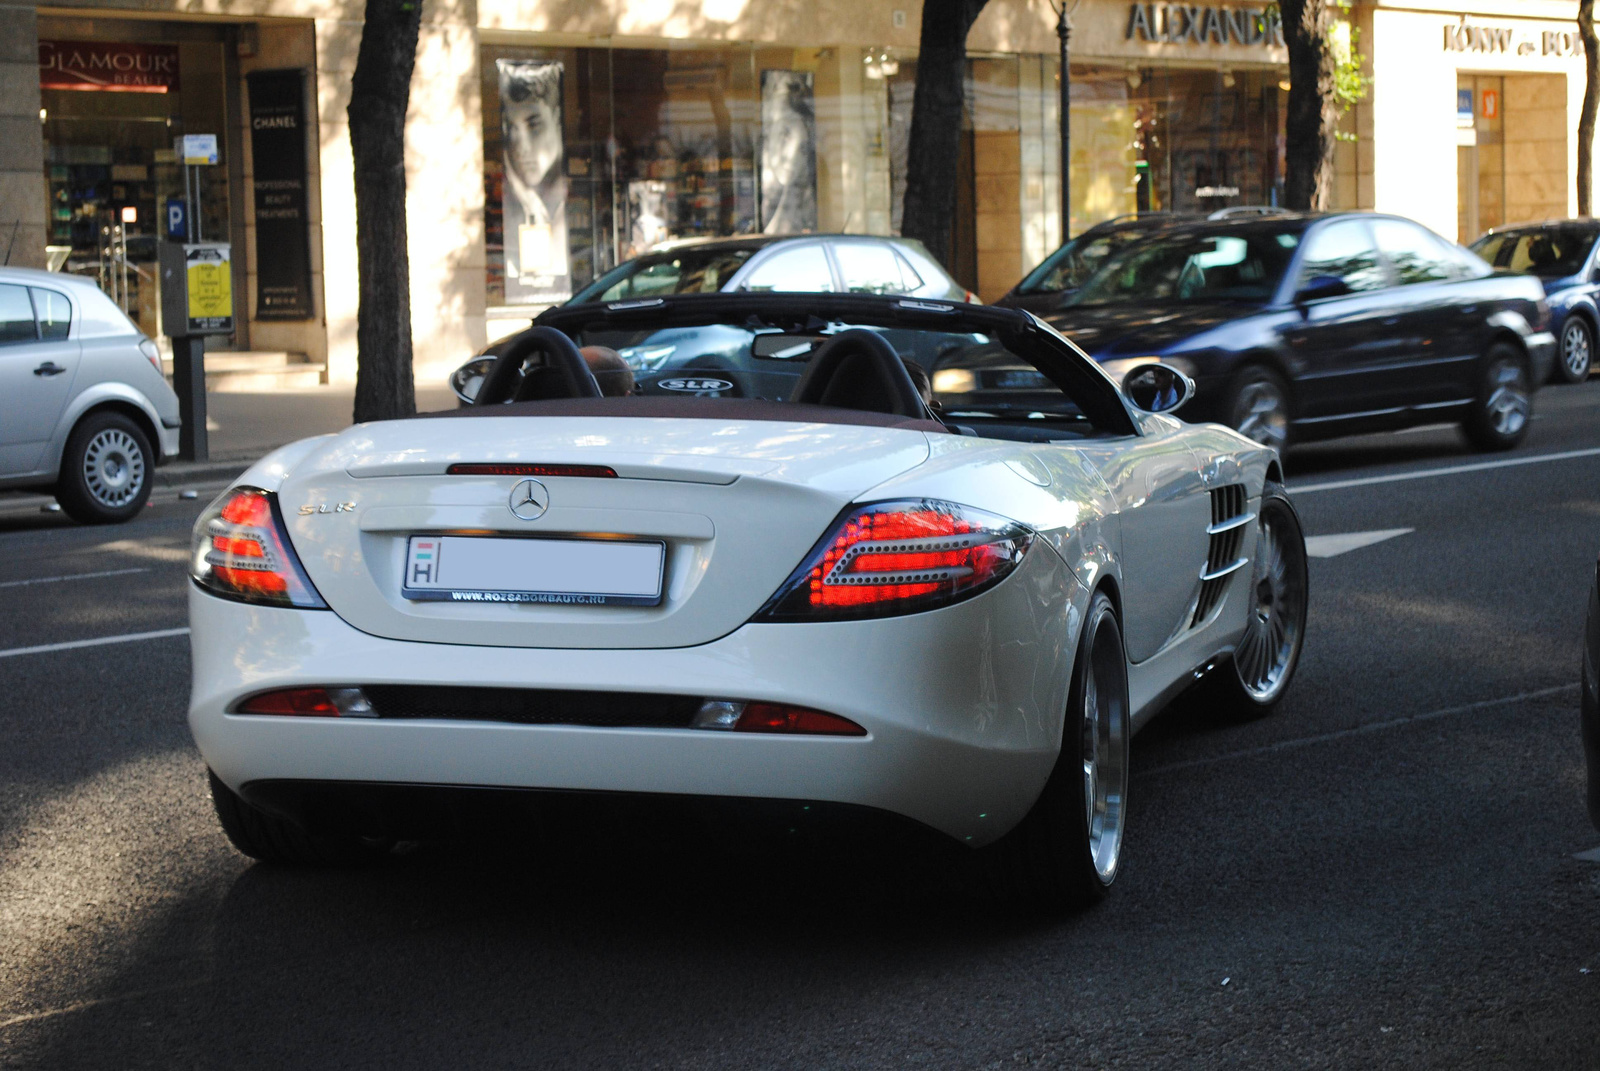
581, 345, 634, 397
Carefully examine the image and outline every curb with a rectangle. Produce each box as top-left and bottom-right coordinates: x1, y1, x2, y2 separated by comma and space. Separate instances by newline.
153, 458, 260, 487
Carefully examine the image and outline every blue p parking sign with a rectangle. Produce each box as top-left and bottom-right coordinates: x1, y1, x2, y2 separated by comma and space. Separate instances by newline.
165, 198, 187, 241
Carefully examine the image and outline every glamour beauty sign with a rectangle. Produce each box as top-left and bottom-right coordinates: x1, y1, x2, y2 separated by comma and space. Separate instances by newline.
39, 40, 180, 93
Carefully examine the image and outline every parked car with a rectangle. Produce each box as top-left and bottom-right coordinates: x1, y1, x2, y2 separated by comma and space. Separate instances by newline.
1039, 213, 1554, 452
1585, 546, 1599, 831
192, 292, 1307, 910
997, 207, 1290, 317
0, 267, 180, 523
1471, 220, 1600, 383
454, 235, 975, 402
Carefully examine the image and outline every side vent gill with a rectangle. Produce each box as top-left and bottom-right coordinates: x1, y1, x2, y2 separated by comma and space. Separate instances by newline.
1193, 484, 1251, 626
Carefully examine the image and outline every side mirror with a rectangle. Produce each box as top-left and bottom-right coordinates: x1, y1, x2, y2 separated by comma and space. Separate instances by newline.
1293, 274, 1351, 305
1121, 362, 1195, 415
449, 356, 497, 406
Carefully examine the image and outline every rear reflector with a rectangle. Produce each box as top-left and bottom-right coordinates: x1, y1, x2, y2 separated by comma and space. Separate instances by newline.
692, 699, 866, 736
446, 463, 617, 478
236, 687, 374, 717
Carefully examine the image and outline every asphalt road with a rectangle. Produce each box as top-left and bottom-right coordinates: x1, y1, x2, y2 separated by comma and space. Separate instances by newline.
2, 385, 1599, 1068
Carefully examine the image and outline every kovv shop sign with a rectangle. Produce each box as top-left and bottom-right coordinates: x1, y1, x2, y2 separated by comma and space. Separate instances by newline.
1126, 4, 1285, 47
39, 40, 179, 93
1442, 17, 1584, 57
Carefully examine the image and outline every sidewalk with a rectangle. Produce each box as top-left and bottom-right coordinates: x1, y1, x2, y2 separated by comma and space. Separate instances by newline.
155, 384, 459, 486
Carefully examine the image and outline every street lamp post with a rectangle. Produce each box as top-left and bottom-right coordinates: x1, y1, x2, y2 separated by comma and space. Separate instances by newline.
1054, 0, 1075, 243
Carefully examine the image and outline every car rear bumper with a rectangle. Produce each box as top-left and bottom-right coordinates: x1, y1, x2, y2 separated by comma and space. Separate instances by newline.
188, 544, 1088, 847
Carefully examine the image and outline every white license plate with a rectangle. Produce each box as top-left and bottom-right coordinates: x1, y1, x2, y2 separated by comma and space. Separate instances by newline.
402, 535, 665, 606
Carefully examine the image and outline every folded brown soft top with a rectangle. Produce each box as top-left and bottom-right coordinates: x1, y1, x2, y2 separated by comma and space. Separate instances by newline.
412, 395, 950, 433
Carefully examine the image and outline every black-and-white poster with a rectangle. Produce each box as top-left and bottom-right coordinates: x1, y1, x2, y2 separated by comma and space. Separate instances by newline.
246, 69, 314, 319
760, 70, 817, 234
497, 59, 569, 304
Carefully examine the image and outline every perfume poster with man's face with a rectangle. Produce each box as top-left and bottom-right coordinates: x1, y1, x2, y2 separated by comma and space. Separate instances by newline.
497, 59, 569, 304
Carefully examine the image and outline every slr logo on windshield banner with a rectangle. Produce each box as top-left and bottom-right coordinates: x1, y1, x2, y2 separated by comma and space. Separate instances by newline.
657, 377, 734, 393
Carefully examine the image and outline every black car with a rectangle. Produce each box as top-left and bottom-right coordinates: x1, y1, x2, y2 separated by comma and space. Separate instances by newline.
1040, 213, 1555, 452
1585, 548, 1600, 831
1471, 220, 1600, 383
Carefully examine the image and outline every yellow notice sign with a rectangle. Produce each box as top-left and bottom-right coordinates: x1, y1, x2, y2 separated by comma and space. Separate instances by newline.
185, 245, 232, 329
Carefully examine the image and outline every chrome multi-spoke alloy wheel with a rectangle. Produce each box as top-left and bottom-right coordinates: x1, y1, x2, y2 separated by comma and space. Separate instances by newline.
1081, 605, 1129, 884
1233, 505, 1307, 703
81, 427, 146, 509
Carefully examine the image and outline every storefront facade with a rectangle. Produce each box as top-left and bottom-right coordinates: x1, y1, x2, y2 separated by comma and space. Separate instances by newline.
0, 0, 1587, 387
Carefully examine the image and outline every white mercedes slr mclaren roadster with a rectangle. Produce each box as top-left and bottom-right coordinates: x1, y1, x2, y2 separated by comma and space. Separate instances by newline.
188, 294, 1307, 908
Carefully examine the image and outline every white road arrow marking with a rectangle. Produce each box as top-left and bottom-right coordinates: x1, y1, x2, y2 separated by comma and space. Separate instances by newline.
1304, 528, 1414, 559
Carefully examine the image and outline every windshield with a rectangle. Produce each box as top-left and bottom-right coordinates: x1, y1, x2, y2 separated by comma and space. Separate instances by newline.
1472, 225, 1599, 278
571, 246, 761, 303
1072, 229, 1300, 306
1017, 225, 1156, 294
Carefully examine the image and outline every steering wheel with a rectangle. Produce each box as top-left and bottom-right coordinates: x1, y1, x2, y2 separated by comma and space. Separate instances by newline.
474, 326, 603, 405
788, 329, 928, 419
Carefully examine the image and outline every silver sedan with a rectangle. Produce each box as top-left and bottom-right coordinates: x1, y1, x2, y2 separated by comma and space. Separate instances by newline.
0, 267, 180, 523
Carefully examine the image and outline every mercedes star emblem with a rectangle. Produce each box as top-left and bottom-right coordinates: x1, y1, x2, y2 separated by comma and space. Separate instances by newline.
508, 478, 549, 521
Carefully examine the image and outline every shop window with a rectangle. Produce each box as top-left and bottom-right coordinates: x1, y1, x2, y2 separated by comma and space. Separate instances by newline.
0, 286, 36, 344
741, 244, 835, 291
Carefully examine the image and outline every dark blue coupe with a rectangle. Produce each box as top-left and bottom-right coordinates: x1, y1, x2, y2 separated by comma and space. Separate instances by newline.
1471, 220, 1600, 384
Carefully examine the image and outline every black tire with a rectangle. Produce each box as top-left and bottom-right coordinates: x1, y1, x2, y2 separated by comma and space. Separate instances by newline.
1556, 316, 1594, 384
1223, 364, 1293, 452
1462, 342, 1532, 451
208, 769, 390, 866
54, 410, 153, 524
982, 590, 1130, 912
1193, 481, 1308, 719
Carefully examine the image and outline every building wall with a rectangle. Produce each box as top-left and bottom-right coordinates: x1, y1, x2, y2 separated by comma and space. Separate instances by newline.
1, 1, 47, 270
1367, 3, 1592, 242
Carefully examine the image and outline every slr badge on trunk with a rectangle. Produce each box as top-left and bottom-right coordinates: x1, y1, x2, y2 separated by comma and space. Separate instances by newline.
509, 478, 549, 521
299, 501, 355, 515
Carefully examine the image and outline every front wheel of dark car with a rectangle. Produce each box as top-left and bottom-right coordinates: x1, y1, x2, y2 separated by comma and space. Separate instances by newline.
1462, 343, 1531, 451
54, 410, 153, 524
982, 589, 1129, 912
1224, 365, 1292, 452
1194, 481, 1308, 718
1557, 316, 1594, 384
209, 770, 392, 866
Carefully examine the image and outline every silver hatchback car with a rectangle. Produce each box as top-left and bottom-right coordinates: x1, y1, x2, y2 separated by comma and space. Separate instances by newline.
0, 267, 180, 523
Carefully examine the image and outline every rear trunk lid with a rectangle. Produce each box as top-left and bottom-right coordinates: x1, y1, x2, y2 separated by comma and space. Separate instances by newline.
278, 415, 931, 649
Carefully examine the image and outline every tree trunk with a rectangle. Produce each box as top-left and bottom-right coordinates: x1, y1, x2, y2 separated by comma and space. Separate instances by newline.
1580, 0, 1598, 216
348, 0, 422, 424
1280, 0, 1340, 211
901, 0, 990, 269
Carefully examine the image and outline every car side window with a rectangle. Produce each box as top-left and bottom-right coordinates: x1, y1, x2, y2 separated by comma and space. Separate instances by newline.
1297, 220, 1387, 293
29, 288, 71, 340
741, 244, 835, 292
0, 284, 36, 344
1370, 219, 1460, 284
833, 241, 908, 294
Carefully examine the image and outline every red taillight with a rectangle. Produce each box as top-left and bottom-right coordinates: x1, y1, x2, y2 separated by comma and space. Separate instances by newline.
236, 686, 373, 717
446, 463, 617, 478
191, 488, 327, 609
733, 702, 866, 736
757, 500, 1033, 621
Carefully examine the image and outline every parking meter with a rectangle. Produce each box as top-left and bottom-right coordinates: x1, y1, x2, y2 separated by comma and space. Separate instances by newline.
159, 241, 233, 461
